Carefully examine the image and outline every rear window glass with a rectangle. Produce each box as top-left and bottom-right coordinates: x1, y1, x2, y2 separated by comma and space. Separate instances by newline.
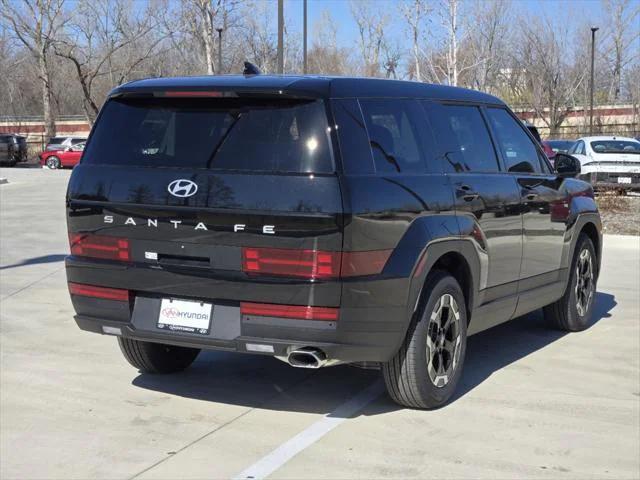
48, 137, 65, 144
590, 140, 640, 154
359, 99, 427, 173
83, 97, 334, 172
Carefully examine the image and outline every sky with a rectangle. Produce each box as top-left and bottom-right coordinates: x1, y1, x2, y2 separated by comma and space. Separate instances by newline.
284, 0, 608, 46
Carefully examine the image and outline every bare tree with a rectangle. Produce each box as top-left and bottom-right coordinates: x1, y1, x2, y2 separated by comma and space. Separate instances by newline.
350, 0, 389, 77
307, 10, 352, 75
1, 0, 68, 137
466, 0, 512, 94
602, 0, 640, 102
401, 0, 431, 81
514, 17, 586, 135
239, 0, 278, 73
53, 0, 166, 122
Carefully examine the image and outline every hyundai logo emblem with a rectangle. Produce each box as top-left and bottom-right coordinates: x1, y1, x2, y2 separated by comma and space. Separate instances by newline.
168, 179, 198, 198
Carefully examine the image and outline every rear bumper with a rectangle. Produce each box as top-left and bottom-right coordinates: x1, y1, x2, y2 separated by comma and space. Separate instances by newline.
580, 172, 640, 191
74, 313, 392, 364
67, 259, 413, 364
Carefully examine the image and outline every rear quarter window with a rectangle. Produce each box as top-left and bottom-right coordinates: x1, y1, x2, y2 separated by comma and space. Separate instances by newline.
359, 99, 429, 174
83, 97, 334, 173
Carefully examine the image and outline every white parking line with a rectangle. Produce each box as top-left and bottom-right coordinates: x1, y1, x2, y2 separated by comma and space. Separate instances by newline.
233, 379, 385, 480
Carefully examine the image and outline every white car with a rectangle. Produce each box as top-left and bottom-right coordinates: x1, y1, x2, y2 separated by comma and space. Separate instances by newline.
45, 136, 87, 151
568, 136, 640, 191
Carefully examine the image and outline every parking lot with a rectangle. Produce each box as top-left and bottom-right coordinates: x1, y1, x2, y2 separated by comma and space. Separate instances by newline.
1, 167, 639, 479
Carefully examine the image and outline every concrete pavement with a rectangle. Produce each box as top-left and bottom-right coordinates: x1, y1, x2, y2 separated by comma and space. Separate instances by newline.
1, 168, 639, 479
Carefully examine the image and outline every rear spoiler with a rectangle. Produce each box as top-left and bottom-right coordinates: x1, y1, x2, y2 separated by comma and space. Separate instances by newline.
109, 82, 327, 101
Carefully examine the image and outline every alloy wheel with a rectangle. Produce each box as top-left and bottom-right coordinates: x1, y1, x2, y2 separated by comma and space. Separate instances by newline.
575, 248, 594, 317
426, 293, 462, 388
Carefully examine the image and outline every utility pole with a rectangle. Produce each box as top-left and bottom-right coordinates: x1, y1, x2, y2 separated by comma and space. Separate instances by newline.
216, 28, 223, 74
590, 26, 599, 135
303, 0, 308, 74
277, 0, 284, 74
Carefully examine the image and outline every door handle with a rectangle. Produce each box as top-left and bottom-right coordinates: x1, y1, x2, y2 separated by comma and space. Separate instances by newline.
457, 184, 479, 202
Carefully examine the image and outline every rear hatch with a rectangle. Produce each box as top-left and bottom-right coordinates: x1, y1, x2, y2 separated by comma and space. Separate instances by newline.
66, 92, 344, 309
588, 139, 640, 174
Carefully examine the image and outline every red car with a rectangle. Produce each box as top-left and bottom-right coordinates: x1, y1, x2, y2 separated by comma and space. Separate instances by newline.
541, 141, 555, 161
39, 142, 85, 169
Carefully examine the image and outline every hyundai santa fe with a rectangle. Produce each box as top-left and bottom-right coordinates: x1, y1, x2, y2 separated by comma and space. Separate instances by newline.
66, 75, 602, 408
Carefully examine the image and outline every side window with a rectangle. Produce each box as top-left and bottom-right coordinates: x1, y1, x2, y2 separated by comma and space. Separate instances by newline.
424, 103, 500, 173
486, 108, 542, 174
359, 99, 428, 173
570, 141, 584, 155
331, 99, 375, 174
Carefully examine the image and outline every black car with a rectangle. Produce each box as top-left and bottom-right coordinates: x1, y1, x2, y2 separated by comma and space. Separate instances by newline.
0, 133, 27, 166
66, 75, 602, 409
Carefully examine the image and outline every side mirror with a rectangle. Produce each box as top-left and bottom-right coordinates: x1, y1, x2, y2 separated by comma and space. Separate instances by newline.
554, 153, 581, 178
64, 146, 72, 152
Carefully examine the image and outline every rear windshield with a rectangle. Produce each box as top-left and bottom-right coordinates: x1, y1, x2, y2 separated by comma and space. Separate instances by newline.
591, 140, 640, 154
83, 97, 334, 173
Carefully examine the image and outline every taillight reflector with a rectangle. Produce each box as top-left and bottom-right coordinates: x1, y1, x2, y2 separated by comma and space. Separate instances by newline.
69, 233, 130, 261
68, 282, 130, 302
241, 247, 391, 279
240, 302, 338, 321
340, 250, 393, 277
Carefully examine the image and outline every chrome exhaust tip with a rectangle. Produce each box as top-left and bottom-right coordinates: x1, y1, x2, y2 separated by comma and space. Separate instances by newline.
287, 348, 327, 369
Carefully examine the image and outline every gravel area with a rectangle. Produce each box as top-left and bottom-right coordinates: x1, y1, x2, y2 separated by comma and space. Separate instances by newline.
597, 195, 640, 236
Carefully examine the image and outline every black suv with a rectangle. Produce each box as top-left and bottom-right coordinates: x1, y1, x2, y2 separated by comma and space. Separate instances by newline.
0, 133, 27, 166
66, 75, 602, 408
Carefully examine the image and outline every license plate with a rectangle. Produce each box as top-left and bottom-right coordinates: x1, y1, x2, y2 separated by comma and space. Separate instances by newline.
618, 177, 632, 184
157, 298, 212, 335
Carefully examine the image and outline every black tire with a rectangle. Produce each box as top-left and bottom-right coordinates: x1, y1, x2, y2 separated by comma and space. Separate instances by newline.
117, 337, 200, 374
383, 271, 468, 409
45, 156, 60, 169
544, 234, 597, 331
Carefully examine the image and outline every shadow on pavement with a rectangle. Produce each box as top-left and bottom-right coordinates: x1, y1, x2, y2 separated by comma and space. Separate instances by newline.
132, 292, 616, 416
453, 291, 616, 402
0, 254, 67, 270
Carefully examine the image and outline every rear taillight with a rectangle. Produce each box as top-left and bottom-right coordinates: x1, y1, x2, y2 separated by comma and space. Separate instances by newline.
241, 247, 391, 279
240, 302, 338, 321
69, 233, 130, 261
68, 282, 131, 302
242, 248, 341, 279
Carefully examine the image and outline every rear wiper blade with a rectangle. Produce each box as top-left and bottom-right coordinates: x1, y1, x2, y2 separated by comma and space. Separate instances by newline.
206, 111, 244, 168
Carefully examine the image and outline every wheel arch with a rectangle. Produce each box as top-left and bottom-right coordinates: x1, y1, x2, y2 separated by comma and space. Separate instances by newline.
406, 240, 481, 335
565, 213, 602, 280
